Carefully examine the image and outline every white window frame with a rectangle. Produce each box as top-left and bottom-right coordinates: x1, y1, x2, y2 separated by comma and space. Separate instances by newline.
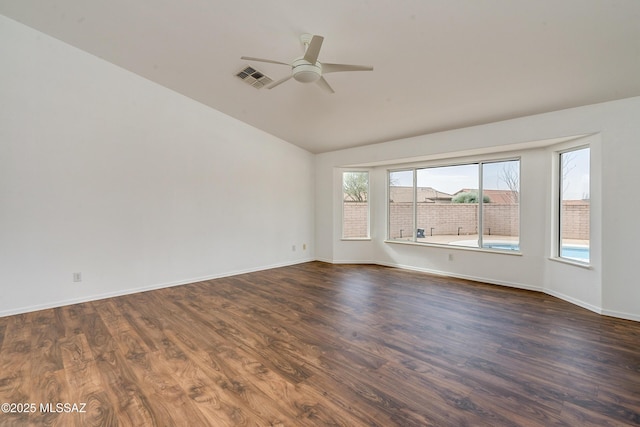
386, 157, 521, 253
553, 144, 591, 265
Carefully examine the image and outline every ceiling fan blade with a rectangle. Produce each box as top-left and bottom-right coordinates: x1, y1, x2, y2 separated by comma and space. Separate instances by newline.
322, 63, 374, 74
303, 35, 324, 64
241, 56, 289, 66
267, 74, 293, 89
316, 76, 335, 94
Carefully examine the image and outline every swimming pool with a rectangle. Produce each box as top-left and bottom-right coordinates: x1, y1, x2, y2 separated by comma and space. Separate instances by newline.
483, 242, 590, 262
560, 245, 590, 262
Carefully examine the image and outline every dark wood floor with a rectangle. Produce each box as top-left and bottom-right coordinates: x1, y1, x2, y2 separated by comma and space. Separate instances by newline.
1, 262, 639, 426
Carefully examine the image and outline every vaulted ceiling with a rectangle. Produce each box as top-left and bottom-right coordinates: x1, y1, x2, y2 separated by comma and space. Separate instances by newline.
2, 0, 639, 153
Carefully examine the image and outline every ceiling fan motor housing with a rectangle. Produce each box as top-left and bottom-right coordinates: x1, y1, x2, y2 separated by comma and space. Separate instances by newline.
292, 58, 321, 83
240, 34, 372, 92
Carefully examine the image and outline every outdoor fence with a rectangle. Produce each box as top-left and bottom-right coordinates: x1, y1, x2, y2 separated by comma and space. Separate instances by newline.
343, 202, 589, 240
561, 203, 590, 241
343, 202, 369, 238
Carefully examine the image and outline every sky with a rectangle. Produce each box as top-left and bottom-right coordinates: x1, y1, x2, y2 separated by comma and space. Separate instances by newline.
562, 147, 590, 200
390, 160, 518, 195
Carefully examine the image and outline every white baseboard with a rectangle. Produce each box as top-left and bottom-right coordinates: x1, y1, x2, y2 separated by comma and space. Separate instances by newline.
376, 261, 543, 292
543, 289, 602, 315
0, 258, 315, 318
600, 309, 640, 322
327, 259, 639, 322
5, 257, 637, 324
328, 259, 377, 265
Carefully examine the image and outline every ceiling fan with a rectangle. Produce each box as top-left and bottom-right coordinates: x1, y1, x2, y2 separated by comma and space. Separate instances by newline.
241, 34, 373, 94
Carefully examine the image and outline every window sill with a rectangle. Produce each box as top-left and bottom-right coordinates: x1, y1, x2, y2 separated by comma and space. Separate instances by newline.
341, 238, 372, 241
548, 256, 592, 269
384, 239, 523, 256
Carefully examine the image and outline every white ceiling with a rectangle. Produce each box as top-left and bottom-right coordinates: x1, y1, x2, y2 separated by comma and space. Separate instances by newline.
2, 1, 640, 153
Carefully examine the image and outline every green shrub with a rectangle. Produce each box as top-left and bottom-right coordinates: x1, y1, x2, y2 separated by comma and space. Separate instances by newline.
452, 192, 490, 203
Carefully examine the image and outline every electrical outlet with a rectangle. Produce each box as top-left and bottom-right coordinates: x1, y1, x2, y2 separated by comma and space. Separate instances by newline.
292, 245, 296, 252
73, 272, 82, 282
448, 254, 453, 261
303, 243, 307, 250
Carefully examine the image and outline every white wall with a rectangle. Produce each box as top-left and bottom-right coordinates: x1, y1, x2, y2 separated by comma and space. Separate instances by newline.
316, 97, 640, 322
0, 16, 315, 316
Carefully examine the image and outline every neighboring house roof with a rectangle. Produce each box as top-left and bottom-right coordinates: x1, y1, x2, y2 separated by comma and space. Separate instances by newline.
390, 187, 453, 203
455, 188, 519, 204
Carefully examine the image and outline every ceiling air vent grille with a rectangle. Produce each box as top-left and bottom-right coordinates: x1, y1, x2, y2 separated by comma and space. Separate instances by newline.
236, 66, 273, 89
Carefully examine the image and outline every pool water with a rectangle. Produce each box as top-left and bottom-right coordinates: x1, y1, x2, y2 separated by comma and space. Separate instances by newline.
483, 242, 590, 262
560, 246, 590, 262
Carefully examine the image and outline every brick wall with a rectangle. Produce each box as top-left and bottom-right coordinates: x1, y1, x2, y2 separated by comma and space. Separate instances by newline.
561, 203, 590, 240
482, 204, 520, 236
389, 202, 414, 239
342, 202, 369, 238
345, 202, 590, 240
415, 203, 479, 236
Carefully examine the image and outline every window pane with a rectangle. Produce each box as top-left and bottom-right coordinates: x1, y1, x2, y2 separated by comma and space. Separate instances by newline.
560, 148, 590, 262
482, 160, 520, 251
389, 170, 414, 241
342, 171, 369, 239
416, 164, 479, 246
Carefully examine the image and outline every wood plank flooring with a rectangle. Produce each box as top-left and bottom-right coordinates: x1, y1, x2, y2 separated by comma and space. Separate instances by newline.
1, 261, 639, 426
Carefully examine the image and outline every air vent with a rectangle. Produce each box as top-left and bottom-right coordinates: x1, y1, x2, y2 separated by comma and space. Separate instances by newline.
236, 66, 273, 89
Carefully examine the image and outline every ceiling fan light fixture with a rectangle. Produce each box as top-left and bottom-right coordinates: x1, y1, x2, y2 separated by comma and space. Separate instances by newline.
292, 60, 321, 83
